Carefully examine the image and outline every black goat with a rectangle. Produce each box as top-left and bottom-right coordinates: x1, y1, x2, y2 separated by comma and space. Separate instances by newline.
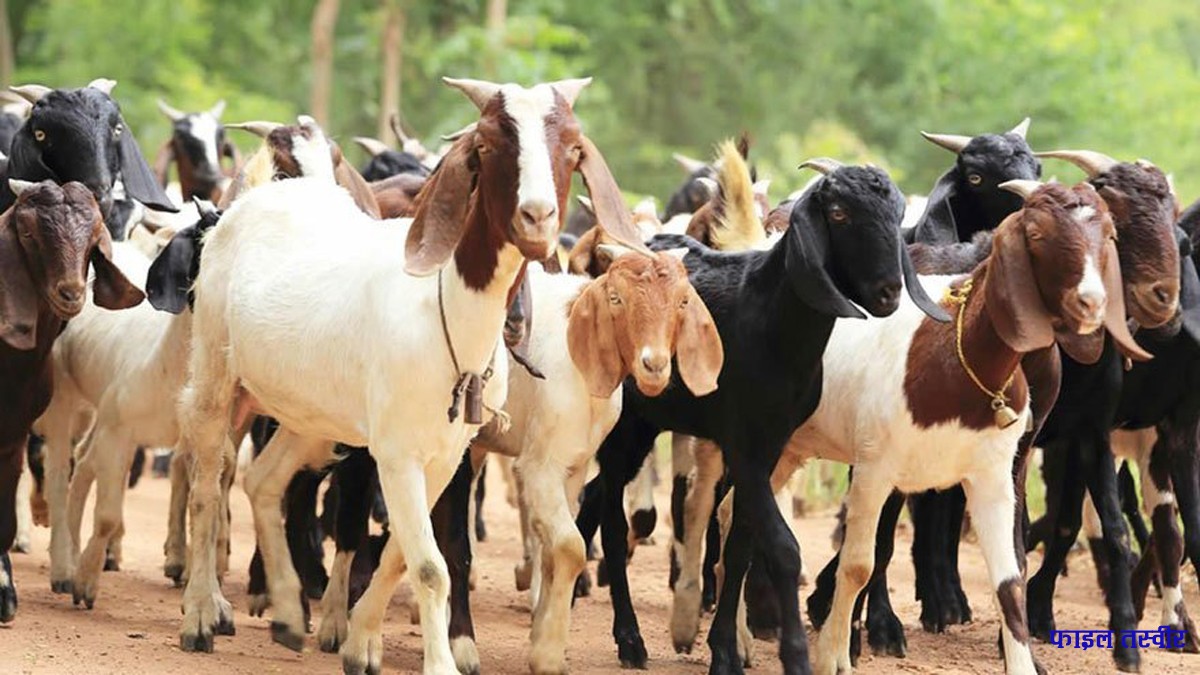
575, 160, 947, 674
352, 136, 429, 182
3, 80, 175, 239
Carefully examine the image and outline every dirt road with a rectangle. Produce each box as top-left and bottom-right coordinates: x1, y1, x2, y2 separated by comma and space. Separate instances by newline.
2, 459, 1197, 674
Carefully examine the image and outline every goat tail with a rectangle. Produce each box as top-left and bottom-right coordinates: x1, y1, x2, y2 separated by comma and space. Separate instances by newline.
709, 138, 764, 252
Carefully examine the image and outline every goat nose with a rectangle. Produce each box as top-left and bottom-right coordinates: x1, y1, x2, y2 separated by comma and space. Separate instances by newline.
1151, 281, 1175, 307
519, 200, 557, 227
877, 282, 901, 305
56, 283, 83, 305
1078, 290, 1104, 315
641, 351, 669, 374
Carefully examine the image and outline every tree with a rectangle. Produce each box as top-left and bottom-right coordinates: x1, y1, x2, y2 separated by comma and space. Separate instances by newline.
0, 0, 13, 87
310, 0, 341, 127
377, 0, 406, 143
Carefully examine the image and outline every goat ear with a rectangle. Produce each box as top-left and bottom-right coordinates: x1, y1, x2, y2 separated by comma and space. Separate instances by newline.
784, 196, 865, 319
1178, 253, 1200, 347
1099, 237, 1152, 361
117, 118, 178, 213
676, 284, 723, 396
145, 227, 197, 314
0, 214, 39, 349
901, 244, 950, 322
151, 139, 174, 189
984, 218, 1055, 352
333, 156, 382, 219
567, 226, 603, 276
89, 224, 145, 310
577, 136, 652, 254
567, 279, 624, 398
404, 131, 478, 276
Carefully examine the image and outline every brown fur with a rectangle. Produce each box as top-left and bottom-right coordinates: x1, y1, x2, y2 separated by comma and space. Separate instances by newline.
567, 252, 722, 398
370, 173, 427, 218
997, 577, 1031, 644
762, 200, 793, 235
905, 183, 1145, 430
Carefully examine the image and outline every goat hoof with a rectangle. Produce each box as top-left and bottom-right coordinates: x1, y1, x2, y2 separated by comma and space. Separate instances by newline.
11, 540, 30, 554
103, 555, 120, 572
164, 563, 185, 587
0, 574, 16, 623
707, 644, 745, 675
616, 633, 648, 669
849, 625, 862, 667
319, 635, 341, 653
514, 561, 533, 592
215, 615, 236, 636
1114, 643, 1141, 673
750, 625, 779, 641
341, 657, 381, 675
51, 578, 73, 595
573, 570, 591, 599
180, 630, 214, 653
270, 621, 305, 652
247, 593, 270, 617
72, 588, 95, 610
867, 609, 907, 657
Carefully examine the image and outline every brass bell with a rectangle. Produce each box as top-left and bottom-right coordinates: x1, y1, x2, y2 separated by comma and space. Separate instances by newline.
992, 398, 1020, 429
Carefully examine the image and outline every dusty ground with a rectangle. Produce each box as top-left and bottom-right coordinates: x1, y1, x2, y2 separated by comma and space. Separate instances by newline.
2, 458, 1199, 674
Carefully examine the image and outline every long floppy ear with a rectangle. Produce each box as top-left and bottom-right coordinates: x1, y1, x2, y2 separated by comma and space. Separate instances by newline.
901, 245, 950, 321
1099, 237, 1152, 361
784, 195, 865, 319
145, 227, 197, 314
221, 138, 241, 169
577, 136, 652, 254
404, 131, 478, 276
567, 279, 624, 398
675, 284, 723, 396
984, 218, 1055, 352
117, 118, 178, 212
332, 146, 382, 219
151, 139, 175, 188
0, 213, 39, 349
1, 130, 55, 212
89, 224, 145, 309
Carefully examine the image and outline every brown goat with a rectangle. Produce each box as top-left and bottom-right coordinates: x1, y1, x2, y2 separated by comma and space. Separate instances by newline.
0, 179, 143, 623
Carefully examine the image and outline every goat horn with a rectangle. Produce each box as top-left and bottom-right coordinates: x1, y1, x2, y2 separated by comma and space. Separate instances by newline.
156, 99, 187, 122
209, 99, 226, 120
549, 77, 592, 107
443, 77, 502, 112
194, 198, 216, 216
353, 137, 391, 157
998, 179, 1044, 201
87, 78, 117, 95
9, 84, 51, 105
226, 121, 283, 138
8, 178, 37, 196
798, 157, 845, 175
441, 122, 477, 142
695, 176, 719, 196
673, 153, 708, 175
1009, 117, 1031, 139
920, 131, 972, 155
596, 243, 636, 261
296, 115, 320, 131
1034, 150, 1119, 178
575, 194, 595, 215
389, 112, 411, 144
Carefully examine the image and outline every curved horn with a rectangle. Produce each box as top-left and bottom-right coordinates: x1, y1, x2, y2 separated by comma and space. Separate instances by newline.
8, 178, 37, 197
575, 194, 594, 215
9, 84, 51, 105
87, 78, 117, 95
225, 121, 283, 138
353, 136, 391, 157
550, 77, 592, 107
920, 131, 972, 154
389, 113, 411, 143
208, 99, 226, 120
156, 99, 187, 122
443, 77, 502, 112
998, 179, 1044, 201
1009, 117, 1031, 139
798, 157, 845, 175
441, 122, 477, 142
194, 198, 216, 218
1034, 150, 1119, 178
672, 153, 708, 175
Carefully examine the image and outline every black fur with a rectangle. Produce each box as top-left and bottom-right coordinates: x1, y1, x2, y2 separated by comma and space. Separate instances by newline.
359, 149, 429, 183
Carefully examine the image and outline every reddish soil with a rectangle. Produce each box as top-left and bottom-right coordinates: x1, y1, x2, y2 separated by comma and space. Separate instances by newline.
2, 459, 1198, 674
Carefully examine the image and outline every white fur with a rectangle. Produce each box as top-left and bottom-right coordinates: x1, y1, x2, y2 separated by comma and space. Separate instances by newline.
290, 127, 335, 184
186, 113, 222, 174
13, 462, 32, 553
177, 176, 516, 673
1077, 254, 1105, 319
1163, 585, 1184, 626
502, 83, 559, 220
1073, 205, 1096, 225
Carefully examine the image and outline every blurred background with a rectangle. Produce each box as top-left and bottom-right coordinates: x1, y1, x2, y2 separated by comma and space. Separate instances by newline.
3, 0, 1199, 215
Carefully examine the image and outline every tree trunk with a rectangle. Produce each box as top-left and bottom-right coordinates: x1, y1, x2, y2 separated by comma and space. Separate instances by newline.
377, 1, 406, 143
484, 0, 506, 78
0, 0, 14, 88
310, 0, 341, 128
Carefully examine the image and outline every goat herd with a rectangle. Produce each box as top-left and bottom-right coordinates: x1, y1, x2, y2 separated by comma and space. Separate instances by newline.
0, 75, 1197, 675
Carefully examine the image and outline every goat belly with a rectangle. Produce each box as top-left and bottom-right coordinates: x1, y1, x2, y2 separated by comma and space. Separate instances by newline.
785, 273, 1029, 493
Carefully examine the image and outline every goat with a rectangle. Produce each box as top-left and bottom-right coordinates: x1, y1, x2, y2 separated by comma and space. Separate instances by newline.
174, 78, 648, 675
0, 179, 144, 623
764, 180, 1149, 675
904, 118, 1040, 245
3, 80, 176, 239
352, 135, 430, 182
152, 99, 240, 204
574, 158, 947, 673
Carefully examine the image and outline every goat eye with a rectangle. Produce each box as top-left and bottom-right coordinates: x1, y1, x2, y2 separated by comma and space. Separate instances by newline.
113, 123, 123, 138
608, 292, 621, 306
968, 173, 983, 186
476, 144, 489, 155
829, 206, 847, 223
33, 129, 45, 142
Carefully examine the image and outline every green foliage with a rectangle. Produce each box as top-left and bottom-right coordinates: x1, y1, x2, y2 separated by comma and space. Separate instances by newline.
10, 0, 1200, 206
